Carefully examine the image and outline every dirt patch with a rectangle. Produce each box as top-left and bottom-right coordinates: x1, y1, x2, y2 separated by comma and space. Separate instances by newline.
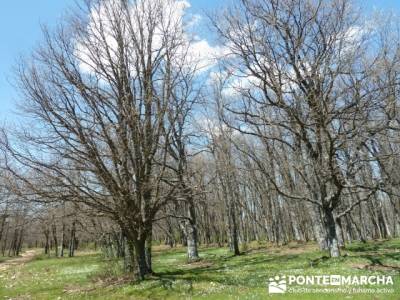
350, 262, 400, 271
63, 284, 97, 294
273, 243, 318, 255
153, 245, 176, 253
0, 249, 39, 272
181, 260, 213, 269
245, 242, 318, 256
64, 276, 132, 295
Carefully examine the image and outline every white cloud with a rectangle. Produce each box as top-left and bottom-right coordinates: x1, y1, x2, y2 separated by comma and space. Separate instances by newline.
188, 39, 229, 71
75, 0, 225, 76
187, 13, 202, 27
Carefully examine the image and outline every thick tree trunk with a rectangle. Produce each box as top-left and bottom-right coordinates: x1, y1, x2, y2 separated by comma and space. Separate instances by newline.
322, 208, 340, 257
182, 200, 200, 261
186, 222, 199, 261
124, 238, 135, 273
134, 238, 151, 280
180, 218, 200, 261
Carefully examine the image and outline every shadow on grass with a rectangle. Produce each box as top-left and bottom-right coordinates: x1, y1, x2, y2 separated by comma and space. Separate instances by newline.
130, 240, 400, 297
344, 239, 400, 252
342, 240, 400, 271
356, 253, 400, 271
151, 251, 318, 289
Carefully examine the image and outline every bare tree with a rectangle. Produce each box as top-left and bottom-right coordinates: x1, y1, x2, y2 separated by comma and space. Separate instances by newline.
1, 0, 197, 278
213, 0, 394, 257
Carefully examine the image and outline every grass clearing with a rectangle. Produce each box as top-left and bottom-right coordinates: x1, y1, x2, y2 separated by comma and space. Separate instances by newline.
0, 240, 399, 299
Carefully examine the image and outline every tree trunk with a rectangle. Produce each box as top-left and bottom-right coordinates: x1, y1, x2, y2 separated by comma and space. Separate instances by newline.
228, 201, 240, 255
0, 211, 8, 243
44, 229, 50, 255
289, 209, 304, 241
60, 222, 65, 257
134, 238, 151, 280
335, 217, 345, 247
1, 221, 9, 256
186, 221, 199, 261
182, 199, 200, 261
52, 224, 58, 257
16, 227, 24, 256
69, 221, 76, 257
124, 237, 135, 273
322, 208, 340, 257
311, 205, 328, 250
145, 232, 152, 273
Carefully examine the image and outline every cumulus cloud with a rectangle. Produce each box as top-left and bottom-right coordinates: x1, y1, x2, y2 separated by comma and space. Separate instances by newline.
75, 0, 226, 75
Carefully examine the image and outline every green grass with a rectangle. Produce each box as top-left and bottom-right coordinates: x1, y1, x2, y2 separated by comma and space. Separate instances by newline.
0, 240, 399, 299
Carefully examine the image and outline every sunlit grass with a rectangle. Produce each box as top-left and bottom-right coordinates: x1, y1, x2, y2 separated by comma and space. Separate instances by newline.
0, 240, 399, 299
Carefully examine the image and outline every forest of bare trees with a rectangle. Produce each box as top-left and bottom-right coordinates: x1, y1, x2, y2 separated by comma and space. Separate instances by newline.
1, 0, 400, 282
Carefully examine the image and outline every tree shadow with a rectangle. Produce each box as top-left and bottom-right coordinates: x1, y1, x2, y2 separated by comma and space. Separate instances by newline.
342, 240, 400, 272
344, 239, 399, 253
152, 252, 311, 289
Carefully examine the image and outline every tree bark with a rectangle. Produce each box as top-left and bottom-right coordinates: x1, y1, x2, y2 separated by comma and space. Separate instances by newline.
228, 199, 240, 256
68, 221, 76, 257
145, 232, 152, 273
60, 222, 65, 257
124, 237, 135, 273
322, 208, 340, 258
44, 228, 49, 255
52, 224, 58, 257
311, 205, 328, 250
182, 199, 200, 261
134, 238, 151, 280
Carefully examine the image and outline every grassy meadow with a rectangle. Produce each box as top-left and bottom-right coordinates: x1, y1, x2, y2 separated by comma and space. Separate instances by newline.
0, 240, 399, 299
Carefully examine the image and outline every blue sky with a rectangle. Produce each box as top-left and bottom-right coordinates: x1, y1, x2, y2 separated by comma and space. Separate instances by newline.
0, 0, 398, 121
